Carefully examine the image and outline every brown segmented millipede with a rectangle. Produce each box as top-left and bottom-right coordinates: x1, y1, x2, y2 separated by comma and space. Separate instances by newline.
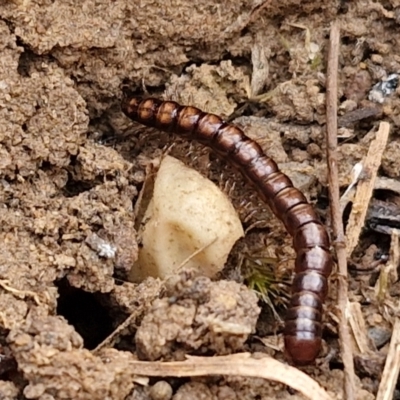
121, 95, 333, 365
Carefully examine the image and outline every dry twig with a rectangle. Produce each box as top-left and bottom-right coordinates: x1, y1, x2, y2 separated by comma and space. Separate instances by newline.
127, 353, 334, 400
376, 313, 400, 400
325, 20, 356, 399
345, 122, 391, 256
375, 231, 400, 400
347, 301, 374, 356
92, 312, 137, 354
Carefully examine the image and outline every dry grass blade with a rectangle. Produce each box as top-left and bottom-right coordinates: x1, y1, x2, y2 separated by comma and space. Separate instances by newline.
376, 317, 400, 400
347, 301, 374, 356
376, 230, 400, 400
0, 279, 42, 306
375, 231, 400, 400
92, 312, 137, 354
325, 20, 356, 399
346, 121, 391, 256
128, 353, 333, 400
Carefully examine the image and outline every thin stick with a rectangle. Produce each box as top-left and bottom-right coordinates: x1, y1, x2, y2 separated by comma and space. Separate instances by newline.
346, 122, 391, 256
376, 317, 400, 400
126, 353, 334, 400
92, 312, 137, 354
375, 232, 400, 400
326, 20, 356, 399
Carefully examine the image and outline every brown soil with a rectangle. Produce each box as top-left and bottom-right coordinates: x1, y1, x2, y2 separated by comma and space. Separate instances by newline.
0, 0, 399, 399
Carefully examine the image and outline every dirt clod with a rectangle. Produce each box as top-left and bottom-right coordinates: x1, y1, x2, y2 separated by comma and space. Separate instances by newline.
136, 271, 260, 361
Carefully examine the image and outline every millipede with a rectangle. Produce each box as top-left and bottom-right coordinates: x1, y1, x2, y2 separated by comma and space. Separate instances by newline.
121, 95, 333, 365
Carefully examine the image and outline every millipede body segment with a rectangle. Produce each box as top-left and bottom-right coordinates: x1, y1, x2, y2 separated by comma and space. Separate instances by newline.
121, 95, 333, 365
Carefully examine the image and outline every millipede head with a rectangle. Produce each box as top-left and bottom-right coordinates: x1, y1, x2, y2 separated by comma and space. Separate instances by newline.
121, 95, 143, 118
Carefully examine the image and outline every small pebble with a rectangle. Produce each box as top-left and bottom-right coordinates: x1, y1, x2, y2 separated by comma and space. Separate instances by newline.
368, 327, 391, 348
149, 381, 173, 400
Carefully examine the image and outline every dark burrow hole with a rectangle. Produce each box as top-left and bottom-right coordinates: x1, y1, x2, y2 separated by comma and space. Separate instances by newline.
62, 173, 97, 198
56, 278, 114, 349
0, 337, 18, 380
